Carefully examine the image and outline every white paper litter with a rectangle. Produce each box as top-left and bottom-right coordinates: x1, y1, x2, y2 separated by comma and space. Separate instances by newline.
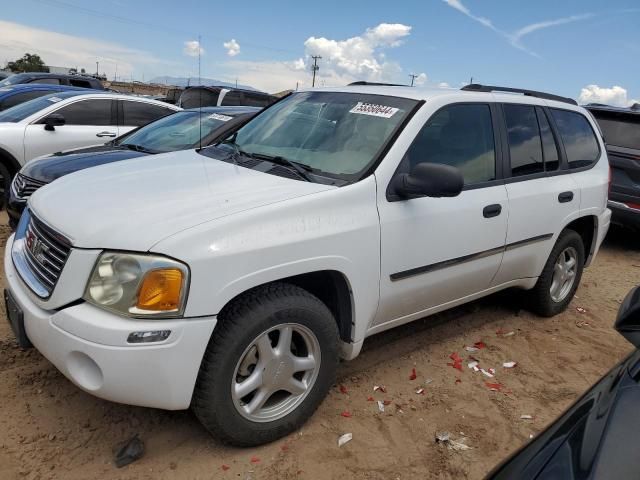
464, 346, 479, 353
503, 361, 517, 368
338, 433, 353, 447
415, 388, 425, 395
480, 368, 494, 378
377, 400, 385, 413
468, 361, 479, 371
520, 415, 533, 420
373, 385, 386, 393
435, 431, 472, 451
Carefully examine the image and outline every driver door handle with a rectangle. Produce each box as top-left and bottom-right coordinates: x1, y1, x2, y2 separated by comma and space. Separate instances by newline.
96, 131, 117, 138
483, 204, 502, 218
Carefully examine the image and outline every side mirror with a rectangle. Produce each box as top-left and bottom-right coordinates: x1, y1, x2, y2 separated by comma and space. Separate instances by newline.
393, 162, 464, 199
44, 113, 65, 131
615, 286, 640, 348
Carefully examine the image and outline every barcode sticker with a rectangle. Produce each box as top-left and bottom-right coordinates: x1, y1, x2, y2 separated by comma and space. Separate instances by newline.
208, 113, 233, 122
349, 102, 399, 118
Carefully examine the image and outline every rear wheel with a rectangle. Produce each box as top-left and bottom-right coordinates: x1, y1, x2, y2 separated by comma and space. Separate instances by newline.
529, 229, 585, 317
192, 282, 339, 446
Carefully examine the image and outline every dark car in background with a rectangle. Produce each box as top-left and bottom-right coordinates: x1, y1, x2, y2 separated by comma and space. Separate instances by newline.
0, 84, 98, 111
586, 103, 640, 230
487, 284, 640, 480
0, 72, 105, 90
178, 85, 276, 109
7, 106, 260, 226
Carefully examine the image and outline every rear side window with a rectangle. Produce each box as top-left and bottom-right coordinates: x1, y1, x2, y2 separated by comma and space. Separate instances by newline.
591, 111, 640, 150
403, 103, 496, 185
55, 99, 113, 125
536, 107, 559, 171
0, 91, 52, 111
504, 104, 544, 176
220, 90, 241, 106
551, 109, 600, 168
122, 101, 173, 127
69, 79, 92, 88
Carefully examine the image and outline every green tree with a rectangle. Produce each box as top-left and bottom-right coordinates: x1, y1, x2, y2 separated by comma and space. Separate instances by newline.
7, 53, 49, 73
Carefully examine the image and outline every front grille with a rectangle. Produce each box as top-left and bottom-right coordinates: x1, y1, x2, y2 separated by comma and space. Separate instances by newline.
12, 173, 47, 200
22, 214, 71, 295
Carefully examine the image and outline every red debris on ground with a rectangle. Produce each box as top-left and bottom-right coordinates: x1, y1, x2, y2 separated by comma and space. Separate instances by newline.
448, 352, 463, 371
474, 341, 486, 349
409, 368, 417, 380
455, 378, 462, 384
485, 382, 503, 392
221, 464, 230, 471
250, 456, 260, 464
383, 400, 392, 406
367, 396, 375, 402
341, 411, 352, 418
339, 384, 348, 394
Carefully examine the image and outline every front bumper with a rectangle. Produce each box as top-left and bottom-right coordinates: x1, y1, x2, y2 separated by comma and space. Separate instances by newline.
4, 237, 217, 410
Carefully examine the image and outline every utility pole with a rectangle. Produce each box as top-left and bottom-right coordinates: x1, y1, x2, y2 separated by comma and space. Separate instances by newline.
409, 73, 418, 87
96, 61, 99, 76
311, 55, 321, 88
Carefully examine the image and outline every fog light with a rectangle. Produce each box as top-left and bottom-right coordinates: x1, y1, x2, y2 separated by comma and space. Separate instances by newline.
127, 330, 171, 343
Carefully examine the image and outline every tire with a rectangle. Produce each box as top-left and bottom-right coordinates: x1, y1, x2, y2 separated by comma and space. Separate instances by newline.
528, 229, 585, 317
0, 162, 13, 211
192, 282, 340, 446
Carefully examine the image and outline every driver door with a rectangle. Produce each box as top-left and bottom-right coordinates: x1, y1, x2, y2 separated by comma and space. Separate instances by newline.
374, 103, 508, 327
23, 98, 116, 162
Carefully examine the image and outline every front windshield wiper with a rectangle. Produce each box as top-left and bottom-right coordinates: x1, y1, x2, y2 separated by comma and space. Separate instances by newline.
120, 143, 155, 154
249, 152, 314, 182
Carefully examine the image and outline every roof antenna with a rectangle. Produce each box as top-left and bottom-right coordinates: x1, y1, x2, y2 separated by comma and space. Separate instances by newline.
198, 34, 202, 151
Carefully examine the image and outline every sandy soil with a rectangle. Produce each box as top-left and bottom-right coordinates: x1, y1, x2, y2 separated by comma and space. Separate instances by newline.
0, 217, 638, 480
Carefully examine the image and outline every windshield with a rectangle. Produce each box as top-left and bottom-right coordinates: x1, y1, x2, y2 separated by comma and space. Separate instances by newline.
207, 91, 418, 180
0, 91, 83, 123
118, 110, 237, 153
0, 74, 27, 87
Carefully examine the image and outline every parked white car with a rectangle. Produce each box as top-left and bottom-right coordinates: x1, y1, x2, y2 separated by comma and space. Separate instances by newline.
0, 91, 180, 197
4, 84, 610, 446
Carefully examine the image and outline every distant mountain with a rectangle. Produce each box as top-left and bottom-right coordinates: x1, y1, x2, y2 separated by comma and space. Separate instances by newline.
149, 76, 260, 92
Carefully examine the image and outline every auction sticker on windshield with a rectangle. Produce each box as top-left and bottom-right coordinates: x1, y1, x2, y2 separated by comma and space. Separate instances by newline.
48, 97, 63, 103
349, 102, 399, 118
208, 113, 233, 122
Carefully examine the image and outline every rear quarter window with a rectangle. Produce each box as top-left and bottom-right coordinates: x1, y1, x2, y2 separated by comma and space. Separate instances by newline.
550, 109, 600, 168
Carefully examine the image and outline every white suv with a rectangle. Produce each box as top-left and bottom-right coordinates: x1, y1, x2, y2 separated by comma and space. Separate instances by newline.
4, 84, 610, 446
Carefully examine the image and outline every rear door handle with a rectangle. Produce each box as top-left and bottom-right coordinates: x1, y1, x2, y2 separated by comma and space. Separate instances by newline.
96, 131, 117, 138
558, 191, 574, 203
483, 204, 502, 218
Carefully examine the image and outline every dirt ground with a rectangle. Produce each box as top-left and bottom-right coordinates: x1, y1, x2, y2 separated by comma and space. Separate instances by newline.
0, 215, 638, 480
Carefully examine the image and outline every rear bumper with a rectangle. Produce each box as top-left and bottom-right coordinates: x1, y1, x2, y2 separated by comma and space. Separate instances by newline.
4, 238, 216, 410
608, 200, 640, 229
589, 208, 611, 266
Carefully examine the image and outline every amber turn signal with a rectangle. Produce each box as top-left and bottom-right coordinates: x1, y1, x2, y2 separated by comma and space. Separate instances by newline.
136, 268, 184, 311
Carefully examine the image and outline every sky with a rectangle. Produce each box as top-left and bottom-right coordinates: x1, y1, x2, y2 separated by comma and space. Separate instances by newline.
0, 0, 638, 105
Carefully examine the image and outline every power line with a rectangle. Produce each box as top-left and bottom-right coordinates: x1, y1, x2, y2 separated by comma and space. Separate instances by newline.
311, 55, 321, 88
408, 73, 418, 87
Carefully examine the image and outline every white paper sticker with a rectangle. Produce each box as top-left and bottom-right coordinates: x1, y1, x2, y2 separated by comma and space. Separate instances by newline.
48, 96, 63, 103
208, 113, 233, 122
349, 102, 399, 118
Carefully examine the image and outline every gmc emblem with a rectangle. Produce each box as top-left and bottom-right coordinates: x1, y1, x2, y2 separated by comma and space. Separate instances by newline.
26, 230, 49, 264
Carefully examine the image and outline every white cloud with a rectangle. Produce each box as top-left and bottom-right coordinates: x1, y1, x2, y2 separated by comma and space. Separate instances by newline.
183, 40, 204, 57
578, 85, 638, 107
0, 20, 166, 79
223, 39, 241, 57
414, 73, 428, 85
217, 60, 311, 93
442, 0, 593, 57
303, 23, 412, 81
438, 81, 452, 89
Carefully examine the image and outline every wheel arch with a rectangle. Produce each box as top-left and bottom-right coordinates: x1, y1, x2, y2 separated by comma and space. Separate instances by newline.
0, 147, 21, 176
562, 215, 597, 267
216, 270, 355, 346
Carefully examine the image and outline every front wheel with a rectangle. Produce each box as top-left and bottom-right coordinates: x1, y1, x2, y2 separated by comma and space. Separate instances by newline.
528, 229, 585, 317
192, 283, 339, 446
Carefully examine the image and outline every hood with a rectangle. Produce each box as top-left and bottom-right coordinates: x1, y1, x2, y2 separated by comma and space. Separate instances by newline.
29, 149, 335, 251
22, 146, 149, 183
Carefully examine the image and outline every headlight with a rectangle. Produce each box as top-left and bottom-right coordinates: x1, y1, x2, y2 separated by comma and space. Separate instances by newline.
84, 252, 189, 318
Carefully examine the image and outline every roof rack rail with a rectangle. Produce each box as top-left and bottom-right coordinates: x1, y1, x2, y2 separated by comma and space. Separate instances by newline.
348, 81, 408, 87
461, 83, 577, 106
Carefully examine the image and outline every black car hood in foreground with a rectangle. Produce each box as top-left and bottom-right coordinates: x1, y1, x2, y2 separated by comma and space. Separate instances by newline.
487, 348, 640, 480
22, 145, 149, 182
